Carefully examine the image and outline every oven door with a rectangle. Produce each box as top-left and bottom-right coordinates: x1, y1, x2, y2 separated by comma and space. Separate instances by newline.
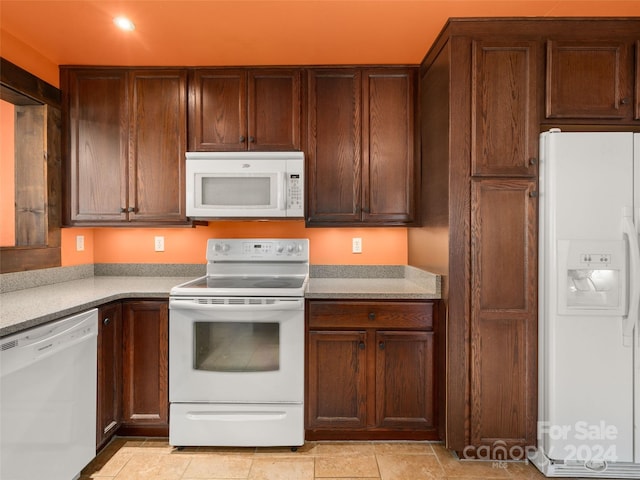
169, 297, 304, 403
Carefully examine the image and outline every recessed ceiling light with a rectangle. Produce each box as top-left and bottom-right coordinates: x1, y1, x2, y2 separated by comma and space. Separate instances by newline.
113, 16, 135, 32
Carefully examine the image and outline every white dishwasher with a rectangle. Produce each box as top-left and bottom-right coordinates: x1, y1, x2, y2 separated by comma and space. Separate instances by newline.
1, 308, 98, 480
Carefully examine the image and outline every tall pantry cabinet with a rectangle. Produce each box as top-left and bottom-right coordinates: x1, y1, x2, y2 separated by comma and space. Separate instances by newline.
409, 18, 640, 459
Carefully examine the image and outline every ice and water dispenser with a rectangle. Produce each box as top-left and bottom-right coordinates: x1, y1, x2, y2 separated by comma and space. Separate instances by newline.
557, 240, 626, 316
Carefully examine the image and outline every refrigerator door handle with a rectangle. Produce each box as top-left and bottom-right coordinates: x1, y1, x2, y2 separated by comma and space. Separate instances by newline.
622, 207, 640, 346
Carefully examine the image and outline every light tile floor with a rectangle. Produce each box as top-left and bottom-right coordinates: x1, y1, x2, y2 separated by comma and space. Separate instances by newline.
80, 438, 572, 480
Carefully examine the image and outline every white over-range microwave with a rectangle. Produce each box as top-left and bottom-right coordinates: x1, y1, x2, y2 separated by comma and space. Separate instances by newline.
185, 151, 304, 219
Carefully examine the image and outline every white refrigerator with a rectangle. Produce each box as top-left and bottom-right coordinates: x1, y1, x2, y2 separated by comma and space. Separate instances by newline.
531, 130, 640, 478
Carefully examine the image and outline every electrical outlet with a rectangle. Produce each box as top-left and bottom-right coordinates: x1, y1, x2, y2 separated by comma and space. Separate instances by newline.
154, 236, 165, 252
352, 237, 362, 254
76, 235, 84, 252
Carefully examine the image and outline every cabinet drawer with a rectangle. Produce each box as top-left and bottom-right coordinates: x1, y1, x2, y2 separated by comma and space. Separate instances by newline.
308, 301, 433, 330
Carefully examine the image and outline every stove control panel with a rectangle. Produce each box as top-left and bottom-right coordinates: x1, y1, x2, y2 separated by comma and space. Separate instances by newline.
207, 238, 308, 261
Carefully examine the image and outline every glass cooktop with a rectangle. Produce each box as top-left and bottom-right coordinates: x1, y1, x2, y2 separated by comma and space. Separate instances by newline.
179, 275, 306, 290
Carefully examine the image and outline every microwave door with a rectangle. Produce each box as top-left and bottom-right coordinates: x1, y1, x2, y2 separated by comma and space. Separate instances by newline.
191, 172, 285, 218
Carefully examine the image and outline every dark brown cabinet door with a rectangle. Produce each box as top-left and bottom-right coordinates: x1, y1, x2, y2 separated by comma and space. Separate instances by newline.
362, 69, 417, 223
64, 69, 128, 223
63, 68, 188, 225
471, 41, 539, 177
97, 302, 122, 448
189, 69, 246, 151
546, 40, 633, 119
307, 68, 417, 226
121, 300, 169, 435
636, 40, 640, 121
129, 70, 187, 223
248, 70, 301, 151
306, 69, 362, 224
307, 330, 367, 429
189, 68, 301, 151
375, 331, 435, 430
469, 179, 537, 452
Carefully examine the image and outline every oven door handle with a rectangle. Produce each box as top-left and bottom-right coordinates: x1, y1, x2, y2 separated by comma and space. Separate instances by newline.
169, 298, 304, 311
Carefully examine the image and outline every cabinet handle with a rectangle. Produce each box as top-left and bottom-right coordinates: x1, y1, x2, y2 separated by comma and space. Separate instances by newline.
529, 158, 537, 166
529, 191, 539, 198
379, 342, 385, 350
368, 312, 376, 321
358, 341, 365, 350
249, 136, 255, 143
103, 317, 110, 326
239, 135, 246, 143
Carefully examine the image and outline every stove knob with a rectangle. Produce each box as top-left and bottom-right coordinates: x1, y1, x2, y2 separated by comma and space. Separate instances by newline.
276, 244, 285, 253
286, 244, 295, 253
215, 243, 230, 253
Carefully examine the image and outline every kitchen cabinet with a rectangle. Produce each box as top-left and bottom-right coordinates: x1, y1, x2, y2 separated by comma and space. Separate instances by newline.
188, 68, 301, 151
306, 67, 417, 226
545, 40, 635, 121
306, 300, 438, 440
96, 302, 122, 449
62, 68, 188, 225
409, 17, 639, 461
120, 300, 169, 437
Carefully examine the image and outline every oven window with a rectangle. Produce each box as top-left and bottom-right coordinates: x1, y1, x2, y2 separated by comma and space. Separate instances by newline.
193, 322, 280, 372
202, 177, 271, 207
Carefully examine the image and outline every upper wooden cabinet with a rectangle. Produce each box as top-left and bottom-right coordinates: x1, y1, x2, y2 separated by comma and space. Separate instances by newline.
62, 68, 188, 226
306, 67, 417, 226
546, 40, 634, 120
188, 68, 302, 151
471, 40, 540, 177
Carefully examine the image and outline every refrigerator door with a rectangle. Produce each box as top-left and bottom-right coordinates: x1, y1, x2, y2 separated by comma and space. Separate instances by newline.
635, 133, 640, 464
539, 131, 636, 469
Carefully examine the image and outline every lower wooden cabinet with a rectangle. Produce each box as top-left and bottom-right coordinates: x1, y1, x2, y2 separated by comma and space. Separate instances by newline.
306, 300, 438, 440
120, 300, 169, 436
96, 299, 169, 445
97, 302, 122, 449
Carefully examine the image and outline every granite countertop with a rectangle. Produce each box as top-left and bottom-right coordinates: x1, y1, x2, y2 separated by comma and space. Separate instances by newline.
0, 264, 441, 338
0, 276, 194, 337
306, 277, 439, 299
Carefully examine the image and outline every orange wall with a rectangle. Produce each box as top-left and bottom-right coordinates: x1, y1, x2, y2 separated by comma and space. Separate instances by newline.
61, 223, 408, 266
0, 100, 15, 246
0, 29, 59, 87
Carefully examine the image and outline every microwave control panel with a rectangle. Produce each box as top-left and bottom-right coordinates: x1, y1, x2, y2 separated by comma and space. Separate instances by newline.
287, 174, 303, 211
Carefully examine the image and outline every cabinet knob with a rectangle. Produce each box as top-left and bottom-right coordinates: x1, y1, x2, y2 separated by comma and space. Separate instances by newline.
379, 342, 385, 350
529, 158, 537, 166
358, 341, 365, 350
529, 191, 539, 198
249, 136, 255, 143
621, 97, 630, 105
103, 317, 110, 326
239, 135, 246, 143
127, 207, 135, 213
368, 312, 376, 321
120, 207, 126, 213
